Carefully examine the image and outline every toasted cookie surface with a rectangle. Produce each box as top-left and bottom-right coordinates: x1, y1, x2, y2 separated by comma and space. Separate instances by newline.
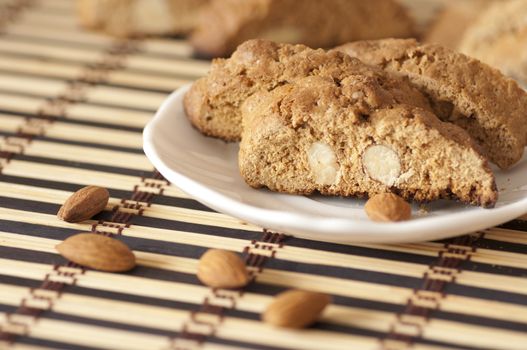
239, 76, 497, 207
423, 0, 491, 49
184, 39, 431, 142
78, 0, 209, 36
459, 0, 527, 87
190, 0, 415, 58
335, 38, 527, 169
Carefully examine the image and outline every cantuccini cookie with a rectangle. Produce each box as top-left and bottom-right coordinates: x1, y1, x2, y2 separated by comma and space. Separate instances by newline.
184, 39, 431, 142
190, 0, 415, 58
459, 0, 527, 87
239, 76, 497, 207
423, 0, 492, 49
335, 38, 527, 169
78, 0, 209, 37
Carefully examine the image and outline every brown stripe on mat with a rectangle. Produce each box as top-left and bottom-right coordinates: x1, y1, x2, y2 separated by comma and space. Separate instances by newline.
382, 232, 483, 350
92, 171, 170, 236
0, 46, 140, 174
0, 168, 171, 345
0, 261, 85, 344
169, 230, 289, 350
0, 6, 151, 342
0, 0, 32, 28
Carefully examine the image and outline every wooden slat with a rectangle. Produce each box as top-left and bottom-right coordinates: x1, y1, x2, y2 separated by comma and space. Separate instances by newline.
125, 55, 210, 77
5, 22, 195, 58
0, 37, 208, 78
1, 281, 524, 350
0, 209, 526, 298
1, 160, 186, 198
0, 182, 253, 231
0, 72, 67, 97
0, 54, 81, 79
0, 72, 167, 110
0, 37, 103, 62
6, 22, 113, 46
0, 54, 189, 92
108, 70, 189, 91
1, 237, 527, 328
0, 113, 24, 133
18, 10, 78, 28
66, 103, 153, 128
0, 93, 152, 128
84, 85, 167, 111
484, 227, 527, 245
141, 38, 194, 58
15, 140, 152, 170
0, 93, 45, 114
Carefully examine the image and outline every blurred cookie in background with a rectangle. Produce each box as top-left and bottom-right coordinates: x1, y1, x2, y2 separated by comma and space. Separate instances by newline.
190, 0, 416, 58
78, 0, 210, 37
459, 0, 527, 87
423, 0, 493, 48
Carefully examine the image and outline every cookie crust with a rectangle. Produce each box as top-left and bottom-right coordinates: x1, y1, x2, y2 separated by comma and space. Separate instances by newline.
335, 38, 527, 169
239, 76, 497, 207
190, 0, 415, 58
184, 39, 431, 142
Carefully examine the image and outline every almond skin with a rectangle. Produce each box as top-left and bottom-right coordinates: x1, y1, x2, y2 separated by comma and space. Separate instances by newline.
56, 233, 136, 272
197, 249, 249, 289
57, 186, 109, 223
262, 289, 331, 328
364, 193, 411, 222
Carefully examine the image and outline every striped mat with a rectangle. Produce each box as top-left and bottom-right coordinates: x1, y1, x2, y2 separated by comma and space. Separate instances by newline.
0, 1, 526, 349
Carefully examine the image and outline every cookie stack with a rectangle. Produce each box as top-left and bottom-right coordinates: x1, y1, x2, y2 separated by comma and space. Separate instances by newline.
77, 0, 210, 37
184, 39, 527, 208
77, 0, 415, 57
423, 0, 527, 88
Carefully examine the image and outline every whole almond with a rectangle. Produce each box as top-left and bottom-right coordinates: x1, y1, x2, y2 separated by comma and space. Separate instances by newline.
58, 186, 109, 223
56, 233, 135, 272
262, 289, 331, 328
364, 193, 411, 222
197, 249, 249, 289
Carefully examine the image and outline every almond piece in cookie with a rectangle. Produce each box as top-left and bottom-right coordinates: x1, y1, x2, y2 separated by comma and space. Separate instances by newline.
239, 76, 497, 207
190, 0, 414, 58
184, 39, 432, 142
334, 38, 527, 169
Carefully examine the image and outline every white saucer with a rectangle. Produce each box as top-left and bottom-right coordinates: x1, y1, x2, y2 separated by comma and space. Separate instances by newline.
143, 84, 527, 243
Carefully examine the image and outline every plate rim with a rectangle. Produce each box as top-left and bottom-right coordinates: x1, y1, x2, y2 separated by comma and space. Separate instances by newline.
143, 84, 527, 243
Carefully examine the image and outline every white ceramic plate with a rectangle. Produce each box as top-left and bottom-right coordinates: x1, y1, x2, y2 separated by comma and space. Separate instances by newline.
143, 84, 527, 243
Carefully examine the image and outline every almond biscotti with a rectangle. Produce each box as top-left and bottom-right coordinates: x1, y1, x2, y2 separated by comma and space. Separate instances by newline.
423, 0, 492, 49
190, 0, 415, 58
78, 0, 209, 37
459, 0, 527, 87
334, 38, 527, 169
239, 76, 497, 207
184, 39, 431, 142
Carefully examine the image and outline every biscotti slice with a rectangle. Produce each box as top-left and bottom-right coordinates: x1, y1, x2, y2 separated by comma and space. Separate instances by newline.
459, 0, 527, 87
78, 0, 209, 37
423, 0, 492, 49
239, 76, 497, 208
184, 39, 431, 142
334, 38, 527, 169
190, 0, 415, 57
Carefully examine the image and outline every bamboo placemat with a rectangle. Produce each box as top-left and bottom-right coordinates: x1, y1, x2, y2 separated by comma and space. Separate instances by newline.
0, 1, 526, 349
